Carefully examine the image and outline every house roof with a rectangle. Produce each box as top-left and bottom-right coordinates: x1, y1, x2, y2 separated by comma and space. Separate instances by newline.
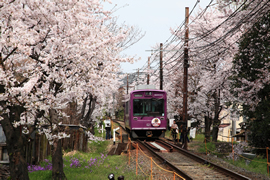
219, 123, 230, 129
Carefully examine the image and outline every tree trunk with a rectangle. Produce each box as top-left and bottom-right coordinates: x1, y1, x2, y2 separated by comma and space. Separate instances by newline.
49, 109, 66, 180
68, 100, 77, 124
90, 124, 95, 135
51, 139, 66, 180
212, 126, 219, 142
212, 90, 221, 142
80, 94, 96, 130
204, 114, 211, 142
0, 106, 29, 180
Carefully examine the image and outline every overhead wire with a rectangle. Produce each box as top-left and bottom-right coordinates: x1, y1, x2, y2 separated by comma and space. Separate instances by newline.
167, 2, 267, 84
135, 0, 270, 86
164, 0, 268, 67
145, 0, 216, 78
135, 0, 202, 77
191, 0, 266, 51
140, 0, 204, 81
189, 0, 269, 63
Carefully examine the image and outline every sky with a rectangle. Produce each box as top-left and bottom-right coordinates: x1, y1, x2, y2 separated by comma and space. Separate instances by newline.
103, 0, 210, 73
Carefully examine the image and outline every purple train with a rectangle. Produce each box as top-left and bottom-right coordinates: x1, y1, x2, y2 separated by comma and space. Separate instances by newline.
124, 85, 167, 139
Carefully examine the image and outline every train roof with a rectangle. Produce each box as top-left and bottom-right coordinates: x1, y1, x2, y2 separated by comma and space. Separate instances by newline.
134, 84, 156, 90
131, 84, 166, 92
130, 89, 166, 94
130, 84, 166, 93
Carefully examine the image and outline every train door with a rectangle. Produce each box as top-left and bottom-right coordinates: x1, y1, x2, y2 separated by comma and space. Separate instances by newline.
124, 100, 130, 129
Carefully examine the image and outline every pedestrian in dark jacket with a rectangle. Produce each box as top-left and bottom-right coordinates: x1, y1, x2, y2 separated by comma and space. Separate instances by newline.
171, 120, 178, 142
105, 120, 111, 140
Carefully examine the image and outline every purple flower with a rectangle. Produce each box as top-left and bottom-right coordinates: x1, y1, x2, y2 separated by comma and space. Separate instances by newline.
28, 159, 53, 173
69, 158, 82, 168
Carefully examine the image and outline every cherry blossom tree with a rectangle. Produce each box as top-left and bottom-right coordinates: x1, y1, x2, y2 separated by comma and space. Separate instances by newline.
0, 0, 136, 179
157, 0, 269, 142
154, 7, 239, 141
231, 11, 270, 151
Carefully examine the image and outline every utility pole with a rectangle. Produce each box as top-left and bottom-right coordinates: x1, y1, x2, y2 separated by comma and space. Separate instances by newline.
182, 7, 189, 150
137, 68, 139, 85
147, 57, 150, 85
126, 74, 128, 94
160, 43, 163, 90
112, 93, 115, 120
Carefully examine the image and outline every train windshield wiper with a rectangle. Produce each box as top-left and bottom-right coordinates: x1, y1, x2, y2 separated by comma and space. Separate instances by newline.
141, 115, 147, 119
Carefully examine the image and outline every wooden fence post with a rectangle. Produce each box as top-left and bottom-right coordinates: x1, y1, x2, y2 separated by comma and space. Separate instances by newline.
136, 144, 138, 175
69, 131, 72, 150
82, 132, 87, 152
205, 138, 207, 155
79, 131, 83, 151
35, 134, 40, 164
232, 138, 234, 162
267, 147, 269, 175
128, 150, 130, 165
0, 146, 2, 161
151, 157, 153, 180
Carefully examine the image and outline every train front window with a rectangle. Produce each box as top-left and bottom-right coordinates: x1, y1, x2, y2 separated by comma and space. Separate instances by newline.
133, 98, 164, 116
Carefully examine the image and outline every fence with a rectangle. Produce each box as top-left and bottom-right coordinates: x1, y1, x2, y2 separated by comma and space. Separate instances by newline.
126, 138, 185, 180
0, 124, 88, 165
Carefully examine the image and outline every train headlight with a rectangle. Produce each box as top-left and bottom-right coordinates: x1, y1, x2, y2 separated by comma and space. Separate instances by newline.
151, 118, 161, 127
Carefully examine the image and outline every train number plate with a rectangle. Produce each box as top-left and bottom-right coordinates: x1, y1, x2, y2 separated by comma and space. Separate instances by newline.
146, 123, 151, 126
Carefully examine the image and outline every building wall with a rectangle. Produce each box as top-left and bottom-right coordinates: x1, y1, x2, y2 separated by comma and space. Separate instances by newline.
0, 125, 6, 143
0, 125, 88, 164
218, 108, 243, 142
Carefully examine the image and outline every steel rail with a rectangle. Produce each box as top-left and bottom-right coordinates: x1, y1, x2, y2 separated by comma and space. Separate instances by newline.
136, 139, 193, 180
159, 139, 251, 180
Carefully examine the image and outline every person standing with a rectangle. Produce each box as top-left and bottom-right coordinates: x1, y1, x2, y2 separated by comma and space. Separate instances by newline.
105, 119, 111, 140
171, 120, 178, 142
179, 125, 183, 143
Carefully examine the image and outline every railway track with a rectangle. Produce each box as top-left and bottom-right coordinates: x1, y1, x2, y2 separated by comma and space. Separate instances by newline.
112, 120, 251, 179
137, 139, 251, 180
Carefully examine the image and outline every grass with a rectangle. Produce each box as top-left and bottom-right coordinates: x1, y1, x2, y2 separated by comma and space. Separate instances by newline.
28, 129, 269, 179
192, 133, 205, 142
192, 133, 270, 177
29, 129, 145, 180
226, 156, 269, 176
29, 151, 142, 180
165, 130, 172, 139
